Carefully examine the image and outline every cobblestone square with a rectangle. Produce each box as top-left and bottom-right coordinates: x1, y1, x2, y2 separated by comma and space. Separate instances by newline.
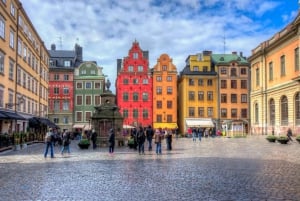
0, 136, 300, 201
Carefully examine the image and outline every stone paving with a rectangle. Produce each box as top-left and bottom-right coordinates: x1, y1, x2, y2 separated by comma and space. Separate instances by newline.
0, 135, 300, 201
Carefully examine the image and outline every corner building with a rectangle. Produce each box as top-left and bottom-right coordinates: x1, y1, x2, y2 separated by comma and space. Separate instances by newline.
152, 54, 178, 129
116, 41, 152, 128
249, 12, 300, 135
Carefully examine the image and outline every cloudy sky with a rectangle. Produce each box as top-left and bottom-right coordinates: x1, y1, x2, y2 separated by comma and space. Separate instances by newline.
21, 0, 298, 92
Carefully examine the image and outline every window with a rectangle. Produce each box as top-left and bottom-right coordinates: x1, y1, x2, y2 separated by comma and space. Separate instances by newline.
256, 68, 260, 86
123, 92, 129, 101
269, 62, 273, 81
133, 92, 138, 101
63, 116, 69, 124
54, 87, 59, 95
85, 112, 91, 121
17, 37, 22, 55
167, 87, 172, 95
207, 91, 213, 101
86, 96, 91, 105
189, 91, 195, 101
203, 66, 208, 72
198, 91, 204, 101
76, 96, 82, 105
207, 107, 213, 117
156, 87, 162, 95
10, 2, 15, 16
0, 88, 3, 108
143, 109, 148, 119
198, 79, 203, 86
123, 109, 129, 118
123, 79, 129, 84
138, 65, 143, 72
157, 115, 162, 122
221, 94, 227, 103
63, 61, 71, 67
85, 82, 92, 89
167, 115, 172, 123
95, 82, 101, 89
54, 100, 60, 112
269, 99, 275, 126
167, 76, 172, 81
53, 117, 59, 124
133, 79, 138, 84
91, 70, 95, 74
221, 80, 227, 88
240, 68, 247, 75
281, 96, 288, 125
189, 107, 195, 117
162, 65, 167, 71
167, 101, 172, 109
194, 66, 199, 71
295, 93, 300, 125
23, 73, 26, 88
221, 109, 227, 118
207, 79, 213, 86
0, 15, 5, 39
81, 70, 86, 75
133, 52, 138, 59
156, 76, 162, 81
142, 92, 148, 101
280, 55, 285, 76
64, 74, 69, 80
189, 78, 194, 86
133, 109, 138, 118
241, 94, 247, 103
128, 66, 133, 72
231, 80, 237, 89
63, 87, 69, 95
76, 112, 82, 121
231, 68, 237, 76
241, 80, 247, 89
63, 100, 69, 110
220, 68, 227, 74
241, 109, 247, 118
95, 95, 101, 105
76, 82, 82, 89
255, 103, 259, 124
0, 51, 4, 74
295, 48, 299, 71
9, 60, 14, 80
23, 45, 27, 61
198, 107, 204, 117
231, 109, 237, 118
143, 79, 148, 84
9, 30, 14, 48
231, 94, 237, 103
54, 74, 59, 80
157, 101, 162, 109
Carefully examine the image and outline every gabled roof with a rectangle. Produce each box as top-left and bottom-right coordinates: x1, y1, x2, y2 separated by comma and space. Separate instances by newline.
211, 54, 249, 65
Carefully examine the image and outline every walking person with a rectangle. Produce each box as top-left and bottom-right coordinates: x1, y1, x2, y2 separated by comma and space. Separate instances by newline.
137, 126, 146, 155
108, 128, 115, 154
287, 128, 293, 141
61, 131, 71, 155
165, 129, 172, 150
198, 128, 202, 141
146, 125, 154, 151
44, 128, 54, 158
91, 129, 97, 149
154, 129, 163, 155
192, 128, 197, 142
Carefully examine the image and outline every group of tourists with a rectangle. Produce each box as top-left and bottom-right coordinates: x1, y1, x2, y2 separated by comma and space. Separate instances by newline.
44, 128, 71, 158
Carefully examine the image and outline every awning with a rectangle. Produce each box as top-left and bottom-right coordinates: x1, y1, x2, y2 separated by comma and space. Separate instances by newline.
38, 118, 58, 128
0, 111, 26, 120
73, 124, 85, 129
123, 124, 135, 129
84, 125, 91, 130
153, 123, 178, 129
185, 119, 214, 127
0, 112, 8, 119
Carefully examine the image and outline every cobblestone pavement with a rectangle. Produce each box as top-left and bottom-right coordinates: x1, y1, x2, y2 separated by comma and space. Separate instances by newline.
0, 135, 300, 201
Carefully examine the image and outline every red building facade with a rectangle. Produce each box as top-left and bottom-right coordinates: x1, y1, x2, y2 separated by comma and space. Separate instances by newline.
116, 41, 153, 128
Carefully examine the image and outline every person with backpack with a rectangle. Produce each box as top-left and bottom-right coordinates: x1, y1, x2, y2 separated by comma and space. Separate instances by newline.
136, 126, 146, 155
61, 131, 71, 155
108, 128, 115, 154
146, 125, 154, 151
44, 128, 54, 158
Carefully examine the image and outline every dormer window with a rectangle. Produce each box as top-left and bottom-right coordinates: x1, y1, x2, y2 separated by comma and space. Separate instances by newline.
133, 52, 138, 59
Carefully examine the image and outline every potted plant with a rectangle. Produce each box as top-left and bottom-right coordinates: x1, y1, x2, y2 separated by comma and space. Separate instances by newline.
78, 139, 90, 149
266, 135, 277, 142
277, 136, 289, 144
296, 135, 300, 144
20, 132, 28, 149
14, 132, 21, 151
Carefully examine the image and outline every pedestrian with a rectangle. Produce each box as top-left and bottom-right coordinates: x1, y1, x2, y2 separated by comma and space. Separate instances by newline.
108, 128, 115, 154
44, 128, 54, 158
154, 129, 163, 155
165, 129, 172, 150
137, 126, 146, 154
146, 125, 154, 151
91, 129, 97, 149
175, 127, 179, 139
131, 127, 138, 150
198, 128, 202, 141
287, 128, 293, 141
192, 128, 197, 142
61, 131, 71, 155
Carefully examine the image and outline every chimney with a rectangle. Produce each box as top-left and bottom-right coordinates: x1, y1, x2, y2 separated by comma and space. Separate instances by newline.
232, 51, 237, 55
143, 51, 149, 60
240, 52, 243, 57
117, 59, 122, 73
75, 44, 83, 62
51, 44, 56, 50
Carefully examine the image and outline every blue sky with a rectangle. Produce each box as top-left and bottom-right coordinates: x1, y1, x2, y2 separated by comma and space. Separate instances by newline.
21, 0, 299, 92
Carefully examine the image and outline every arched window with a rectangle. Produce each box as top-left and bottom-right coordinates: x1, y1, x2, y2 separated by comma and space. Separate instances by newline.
295, 93, 300, 125
255, 103, 259, 124
281, 96, 288, 125
269, 99, 275, 125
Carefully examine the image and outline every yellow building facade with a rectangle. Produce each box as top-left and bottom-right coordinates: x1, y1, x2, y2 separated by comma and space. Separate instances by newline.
0, 0, 49, 133
178, 51, 217, 135
152, 54, 178, 129
249, 12, 300, 136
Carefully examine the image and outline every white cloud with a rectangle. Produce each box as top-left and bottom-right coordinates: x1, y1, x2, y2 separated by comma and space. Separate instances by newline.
20, 0, 297, 92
